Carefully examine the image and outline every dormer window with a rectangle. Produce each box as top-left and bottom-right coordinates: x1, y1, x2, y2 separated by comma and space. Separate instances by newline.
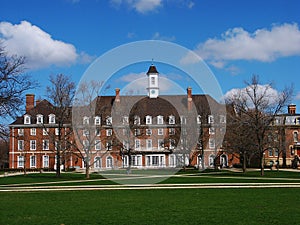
83, 116, 89, 125
36, 114, 43, 124
197, 115, 201, 124
157, 115, 164, 125
208, 115, 214, 124
123, 116, 129, 125
24, 115, 31, 124
134, 116, 140, 125
94, 116, 101, 125
49, 114, 55, 124
169, 115, 175, 124
146, 115, 152, 125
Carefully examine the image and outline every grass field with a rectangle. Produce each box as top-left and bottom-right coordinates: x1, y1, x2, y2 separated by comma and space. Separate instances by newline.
1, 170, 300, 225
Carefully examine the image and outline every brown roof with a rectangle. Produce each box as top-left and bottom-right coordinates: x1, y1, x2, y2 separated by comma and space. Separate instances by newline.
147, 65, 159, 74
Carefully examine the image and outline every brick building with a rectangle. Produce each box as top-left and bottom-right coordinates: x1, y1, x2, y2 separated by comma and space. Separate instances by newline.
9, 65, 233, 171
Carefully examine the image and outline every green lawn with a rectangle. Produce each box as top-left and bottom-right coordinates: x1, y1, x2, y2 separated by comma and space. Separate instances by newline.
1, 170, 300, 224
0, 188, 299, 225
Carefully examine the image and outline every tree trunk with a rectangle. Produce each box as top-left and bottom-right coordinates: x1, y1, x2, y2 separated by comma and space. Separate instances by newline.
85, 165, 90, 179
242, 151, 247, 173
56, 151, 61, 177
260, 152, 264, 176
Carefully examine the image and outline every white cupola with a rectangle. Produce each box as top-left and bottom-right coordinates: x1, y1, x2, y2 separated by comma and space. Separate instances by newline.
146, 64, 159, 98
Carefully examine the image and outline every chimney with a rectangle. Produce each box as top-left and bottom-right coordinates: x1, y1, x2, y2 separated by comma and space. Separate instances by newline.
288, 104, 296, 115
187, 87, 192, 110
115, 88, 120, 102
26, 94, 35, 113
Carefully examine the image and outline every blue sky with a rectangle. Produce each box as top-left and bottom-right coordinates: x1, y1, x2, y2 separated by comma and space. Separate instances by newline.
1, 0, 300, 112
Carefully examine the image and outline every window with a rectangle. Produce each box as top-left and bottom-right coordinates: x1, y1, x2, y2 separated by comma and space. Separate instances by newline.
24, 115, 31, 124
106, 156, 113, 168
94, 116, 101, 125
43, 140, 49, 150
197, 115, 201, 124
106, 116, 112, 126
134, 129, 141, 136
268, 148, 273, 157
209, 138, 215, 149
146, 129, 152, 135
180, 116, 186, 124
157, 115, 163, 124
83, 140, 89, 150
169, 128, 175, 135
49, 114, 55, 124
208, 115, 214, 124
18, 128, 24, 136
209, 155, 215, 167
122, 116, 129, 125
17, 156, 24, 168
106, 129, 112, 136
131, 155, 142, 166
95, 157, 101, 168
146, 115, 152, 125
123, 140, 129, 150
106, 140, 112, 150
209, 127, 215, 134
293, 131, 298, 142
169, 139, 175, 149
169, 115, 175, 124
274, 149, 279, 157
18, 140, 24, 151
36, 114, 43, 124
30, 128, 36, 136
151, 76, 155, 85
95, 127, 101, 136
95, 140, 101, 150
134, 116, 140, 125
220, 115, 226, 123
146, 139, 152, 150
83, 129, 89, 137
158, 128, 163, 136
83, 116, 89, 125
55, 128, 60, 136
43, 128, 49, 135
43, 155, 49, 168
30, 156, 36, 168
135, 139, 140, 150
158, 139, 164, 150
30, 140, 36, 150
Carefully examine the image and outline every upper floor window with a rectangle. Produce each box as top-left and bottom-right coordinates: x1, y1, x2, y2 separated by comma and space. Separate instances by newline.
169, 115, 175, 124
209, 127, 215, 134
18, 140, 24, 151
94, 116, 101, 125
49, 114, 55, 124
36, 114, 43, 124
106, 116, 112, 126
169, 128, 175, 135
135, 139, 141, 150
24, 115, 31, 124
134, 129, 141, 136
158, 128, 164, 136
106, 129, 112, 136
220, 115, 226, 124
146, 115, 152, 125
83, 116, 89, 125
146, 129, 152, 135
18, 128, 24, 136
209, 138, 215, 149
30, 128, 36, 136
43, 128, 49, 136
95, 140, 101, 150
197, 115, 201, 124
134, 115, 140, 125
123, 116, 129, 125
208, 115, 214, 124
157, 115, 164, 125
293, 131, 298, 142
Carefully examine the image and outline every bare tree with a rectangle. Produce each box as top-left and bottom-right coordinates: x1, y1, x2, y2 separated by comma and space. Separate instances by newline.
0, 44, 37, 138
225, 75, 293, 176
46, 74, 75, 177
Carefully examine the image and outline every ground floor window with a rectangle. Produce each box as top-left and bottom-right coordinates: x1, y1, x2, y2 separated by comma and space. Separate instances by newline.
131, 155, 142, 167
43, 155, 49, 168
94, 157, 101, 168
146, 155, 165, 167
106, 156, 113, 168
220, 154, 228, 168
209, 154, 215, 167
30, 155, 36, 168
17, 156, 24, 168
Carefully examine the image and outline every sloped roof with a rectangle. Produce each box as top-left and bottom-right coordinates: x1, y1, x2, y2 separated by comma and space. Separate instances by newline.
147, 65, 159, 74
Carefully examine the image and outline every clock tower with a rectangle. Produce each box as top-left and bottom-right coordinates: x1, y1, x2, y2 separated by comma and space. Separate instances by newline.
147, 64, 159, 98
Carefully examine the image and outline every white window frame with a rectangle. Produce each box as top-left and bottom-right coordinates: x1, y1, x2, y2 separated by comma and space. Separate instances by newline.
18, 128, 24, 136
146, 115, 152, 125
30, 128, 36, 136
83, 116, 89, 125
43, 140, 49, 150
49, 114, 55, 124
55, 128, 60, 136
95, 127, 101, 136
36, 114, 43, 124
94, 157, 101, 168
43, 155, 49, 168
197, 115, 201, 124
158, 139, 164, 150
134, 129, 141, 136
209, 138, 215, 149
135, 139, 140, 150
106, 116, 112, 126
95, 140, 101, 150
169, 115, 175, 124
106, 129, 112, 136
30, 140, 36, 150
157, 115, 164, 125
24, 115, 31, 124
146, 129, 152, 135
83, 140, 89, 150
169, 128, 175, 135
106, 156, 113, 168
122, 116, 129, 125
18, 140, 24, 151
94, 116, 101, 125
43, 128, 49, 136
134, 115, 140, 125
146, 139, 152, 150
30, 155, 36, 168
106, 140, 112, 150
17, 156, 24, 168
209, 127, 215, 134
208, 115, 214, 124
158, 128, 164, 136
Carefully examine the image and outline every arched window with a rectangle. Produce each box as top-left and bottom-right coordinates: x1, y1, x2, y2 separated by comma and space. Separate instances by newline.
169, 115, 175, 124
146, 115, 152, 125
106, 156, 113, 168
94, 157, 101, 168
49, 114, 55, 124
157, 115, 164, 124
36, 114, 43, 124
209, 155, 215, 167
24, 114, 31, 124
293, 131, 298, 142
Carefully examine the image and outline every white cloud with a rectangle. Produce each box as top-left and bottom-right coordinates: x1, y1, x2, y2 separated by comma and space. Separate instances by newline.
152, 32, 175, 41
184, 23, 300, 67
0, 21, 91, 69
296, 92, 300, 100
110, 0, 162, 13
224, 84, 280, 107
